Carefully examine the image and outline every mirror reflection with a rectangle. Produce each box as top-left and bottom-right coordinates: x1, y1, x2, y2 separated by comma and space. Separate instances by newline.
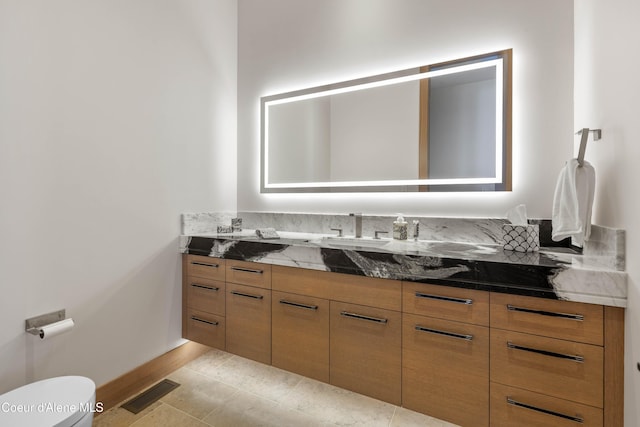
261, 50, 511, 193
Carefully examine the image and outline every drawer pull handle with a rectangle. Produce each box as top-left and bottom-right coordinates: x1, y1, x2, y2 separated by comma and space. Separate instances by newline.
415, 292, 472, 305
506, 397, 584, 423
506, 304, 584, 321
191, 316, 219, 326
230, 266, 264, 274
340, 311, 388, 324
279, 300, 318, 310
191, 283, 219, 292
230, 290, 264, 300
507, 342, 584, 363
191, 261, 219, 269
415, 325, 473, 341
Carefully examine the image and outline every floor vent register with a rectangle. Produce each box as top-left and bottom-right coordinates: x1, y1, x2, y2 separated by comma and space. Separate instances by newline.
120, 379, 180, 414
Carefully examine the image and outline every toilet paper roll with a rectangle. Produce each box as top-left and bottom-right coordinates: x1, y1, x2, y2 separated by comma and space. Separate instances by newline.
38, 318, 74, 339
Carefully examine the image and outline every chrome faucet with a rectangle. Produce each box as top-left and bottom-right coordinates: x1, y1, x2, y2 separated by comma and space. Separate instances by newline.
349, 213, 362, 238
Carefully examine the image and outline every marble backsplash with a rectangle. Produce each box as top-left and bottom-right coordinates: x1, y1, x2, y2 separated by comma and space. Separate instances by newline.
182, 212, 238, 235
239, 212, 511, 245
181, 211, 625, 270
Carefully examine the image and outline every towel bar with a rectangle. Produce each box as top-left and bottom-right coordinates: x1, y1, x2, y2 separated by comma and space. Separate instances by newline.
575, 128, 602, 167
575, 128, 602, 141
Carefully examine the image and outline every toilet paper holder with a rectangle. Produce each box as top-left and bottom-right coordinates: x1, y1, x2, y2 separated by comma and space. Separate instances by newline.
25, 309, 67, 336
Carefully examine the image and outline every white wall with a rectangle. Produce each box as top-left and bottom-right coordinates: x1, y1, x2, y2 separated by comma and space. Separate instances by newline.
574, 1, 640, 425
238, 0, 573, 217
0, 0, 237, 392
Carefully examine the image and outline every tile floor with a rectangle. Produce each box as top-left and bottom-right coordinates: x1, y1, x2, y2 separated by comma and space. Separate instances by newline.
93, 349, 459, 427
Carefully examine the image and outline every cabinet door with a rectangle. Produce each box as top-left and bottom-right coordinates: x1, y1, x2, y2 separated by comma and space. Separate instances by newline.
402, 313, 489, 427
330, 301, 401, 405
226, 283, 271, 364
272, 291, 329, 382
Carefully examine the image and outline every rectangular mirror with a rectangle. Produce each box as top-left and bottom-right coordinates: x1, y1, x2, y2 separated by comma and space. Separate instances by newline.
261, 50, 512, 193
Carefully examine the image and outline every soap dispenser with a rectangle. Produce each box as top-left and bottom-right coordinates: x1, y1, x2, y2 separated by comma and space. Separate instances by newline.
393, 214, 408, 240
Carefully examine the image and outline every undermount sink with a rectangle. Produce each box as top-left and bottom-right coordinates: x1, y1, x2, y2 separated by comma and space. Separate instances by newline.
323, 236, 391, 249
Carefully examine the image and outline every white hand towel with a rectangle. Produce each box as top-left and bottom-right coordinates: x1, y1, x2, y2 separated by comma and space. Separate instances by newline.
552, 158, 595, 246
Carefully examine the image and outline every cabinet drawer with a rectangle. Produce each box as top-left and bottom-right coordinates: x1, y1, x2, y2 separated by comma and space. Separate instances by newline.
490, 292, 603, 345
329, 274, 401, 311
272, 265, 331, 299
491, 382, 603, 427
272, 265, 401, 310
226, 260, 271, 289
272, 291, 329, 382
403, 282, 489, 326
491, 329, 603, 407
330, 301, 401, 405
403, 313, 489, 427
186, 255, 225, 281
226, 283, 271, 364
186, 308, 225, 350
186, 276, 225, 315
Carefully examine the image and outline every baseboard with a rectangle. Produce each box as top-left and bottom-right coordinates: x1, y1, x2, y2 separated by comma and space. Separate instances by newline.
95, 341, 210, 414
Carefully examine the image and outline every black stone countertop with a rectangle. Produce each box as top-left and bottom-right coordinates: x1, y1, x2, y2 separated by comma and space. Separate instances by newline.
180, 231, 627, 307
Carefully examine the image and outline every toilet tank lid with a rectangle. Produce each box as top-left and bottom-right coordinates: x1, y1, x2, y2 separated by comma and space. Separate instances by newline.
0, 376, 96, 427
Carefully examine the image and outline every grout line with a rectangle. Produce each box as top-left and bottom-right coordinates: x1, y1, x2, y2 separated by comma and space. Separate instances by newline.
388, 405, 398, 427
133, 401, 216, 427
127, 402, 166, 427
188, 353, 306, 407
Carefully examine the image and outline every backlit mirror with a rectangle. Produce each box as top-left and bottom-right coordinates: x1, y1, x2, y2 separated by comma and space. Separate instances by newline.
261, 50, 512, 193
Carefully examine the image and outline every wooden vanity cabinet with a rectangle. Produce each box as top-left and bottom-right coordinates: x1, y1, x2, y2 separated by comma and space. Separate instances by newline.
183, 256, 274, 364
183, 255, 226, 349
402, 283, 490, 427
489, 292, 623, 427
184, 257, 624, 427
225, 261, 272, 364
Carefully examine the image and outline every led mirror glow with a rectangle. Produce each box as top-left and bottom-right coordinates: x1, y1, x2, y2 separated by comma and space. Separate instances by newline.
261, 50, 512, 193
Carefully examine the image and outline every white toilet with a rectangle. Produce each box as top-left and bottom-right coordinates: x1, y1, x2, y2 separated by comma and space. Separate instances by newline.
0, 376, 96, 427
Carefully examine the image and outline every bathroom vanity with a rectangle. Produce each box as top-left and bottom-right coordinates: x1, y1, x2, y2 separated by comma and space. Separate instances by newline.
180, 229, 625, 427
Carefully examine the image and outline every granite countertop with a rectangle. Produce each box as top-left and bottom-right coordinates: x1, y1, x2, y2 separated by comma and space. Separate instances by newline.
180, 230, 627, 307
